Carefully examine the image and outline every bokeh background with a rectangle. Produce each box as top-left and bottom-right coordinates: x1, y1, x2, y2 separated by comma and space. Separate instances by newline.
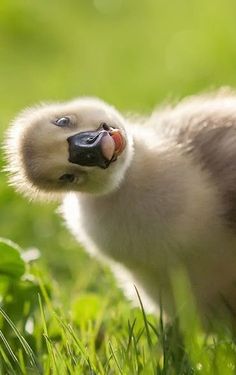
1, 0, 236, 293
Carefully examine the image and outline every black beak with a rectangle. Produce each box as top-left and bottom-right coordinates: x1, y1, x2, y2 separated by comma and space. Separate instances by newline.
67, 130, 110, 168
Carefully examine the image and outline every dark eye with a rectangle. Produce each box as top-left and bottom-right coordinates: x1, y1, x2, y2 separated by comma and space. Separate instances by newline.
53, 117, 70, 127
59, 174, 75, 182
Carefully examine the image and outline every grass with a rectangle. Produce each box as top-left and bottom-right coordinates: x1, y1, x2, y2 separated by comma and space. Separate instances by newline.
1, 0, 236, 373
1, 260, 236, 374
0, 246, 235, 374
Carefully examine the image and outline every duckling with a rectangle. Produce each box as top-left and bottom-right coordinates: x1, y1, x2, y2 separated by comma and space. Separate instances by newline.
5, 91, 236, 324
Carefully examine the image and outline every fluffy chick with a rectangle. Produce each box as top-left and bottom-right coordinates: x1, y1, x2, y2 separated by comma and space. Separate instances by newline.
5, 90, 236, 325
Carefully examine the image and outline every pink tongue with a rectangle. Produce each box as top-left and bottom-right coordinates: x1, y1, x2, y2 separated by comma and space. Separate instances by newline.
101, 134, 115, 161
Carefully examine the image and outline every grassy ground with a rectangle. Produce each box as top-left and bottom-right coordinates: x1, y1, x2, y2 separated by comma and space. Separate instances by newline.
1, 0, 236, 373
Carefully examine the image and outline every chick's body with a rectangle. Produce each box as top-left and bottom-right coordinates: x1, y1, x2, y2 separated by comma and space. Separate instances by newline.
5, 91, 236, 323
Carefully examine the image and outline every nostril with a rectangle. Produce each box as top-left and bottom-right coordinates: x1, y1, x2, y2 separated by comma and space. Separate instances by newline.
85, 133, 101, 145
59, 174, 75, 183
86, 135, 97, 144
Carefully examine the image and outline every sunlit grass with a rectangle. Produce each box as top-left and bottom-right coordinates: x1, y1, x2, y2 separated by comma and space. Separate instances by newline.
0, 243, 235, 374
1, 0, 236, 373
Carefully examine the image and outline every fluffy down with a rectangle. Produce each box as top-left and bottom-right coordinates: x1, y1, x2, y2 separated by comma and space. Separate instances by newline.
5, 90, 236, 327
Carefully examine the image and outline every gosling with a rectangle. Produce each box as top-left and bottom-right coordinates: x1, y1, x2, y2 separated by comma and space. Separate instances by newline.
5, 90, 236, 325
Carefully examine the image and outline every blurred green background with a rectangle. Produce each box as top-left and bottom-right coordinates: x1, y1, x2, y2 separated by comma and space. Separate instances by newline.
1, 0, 236, 290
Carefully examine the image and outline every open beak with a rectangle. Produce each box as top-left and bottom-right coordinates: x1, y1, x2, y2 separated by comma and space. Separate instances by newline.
67, 127, 125, 169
